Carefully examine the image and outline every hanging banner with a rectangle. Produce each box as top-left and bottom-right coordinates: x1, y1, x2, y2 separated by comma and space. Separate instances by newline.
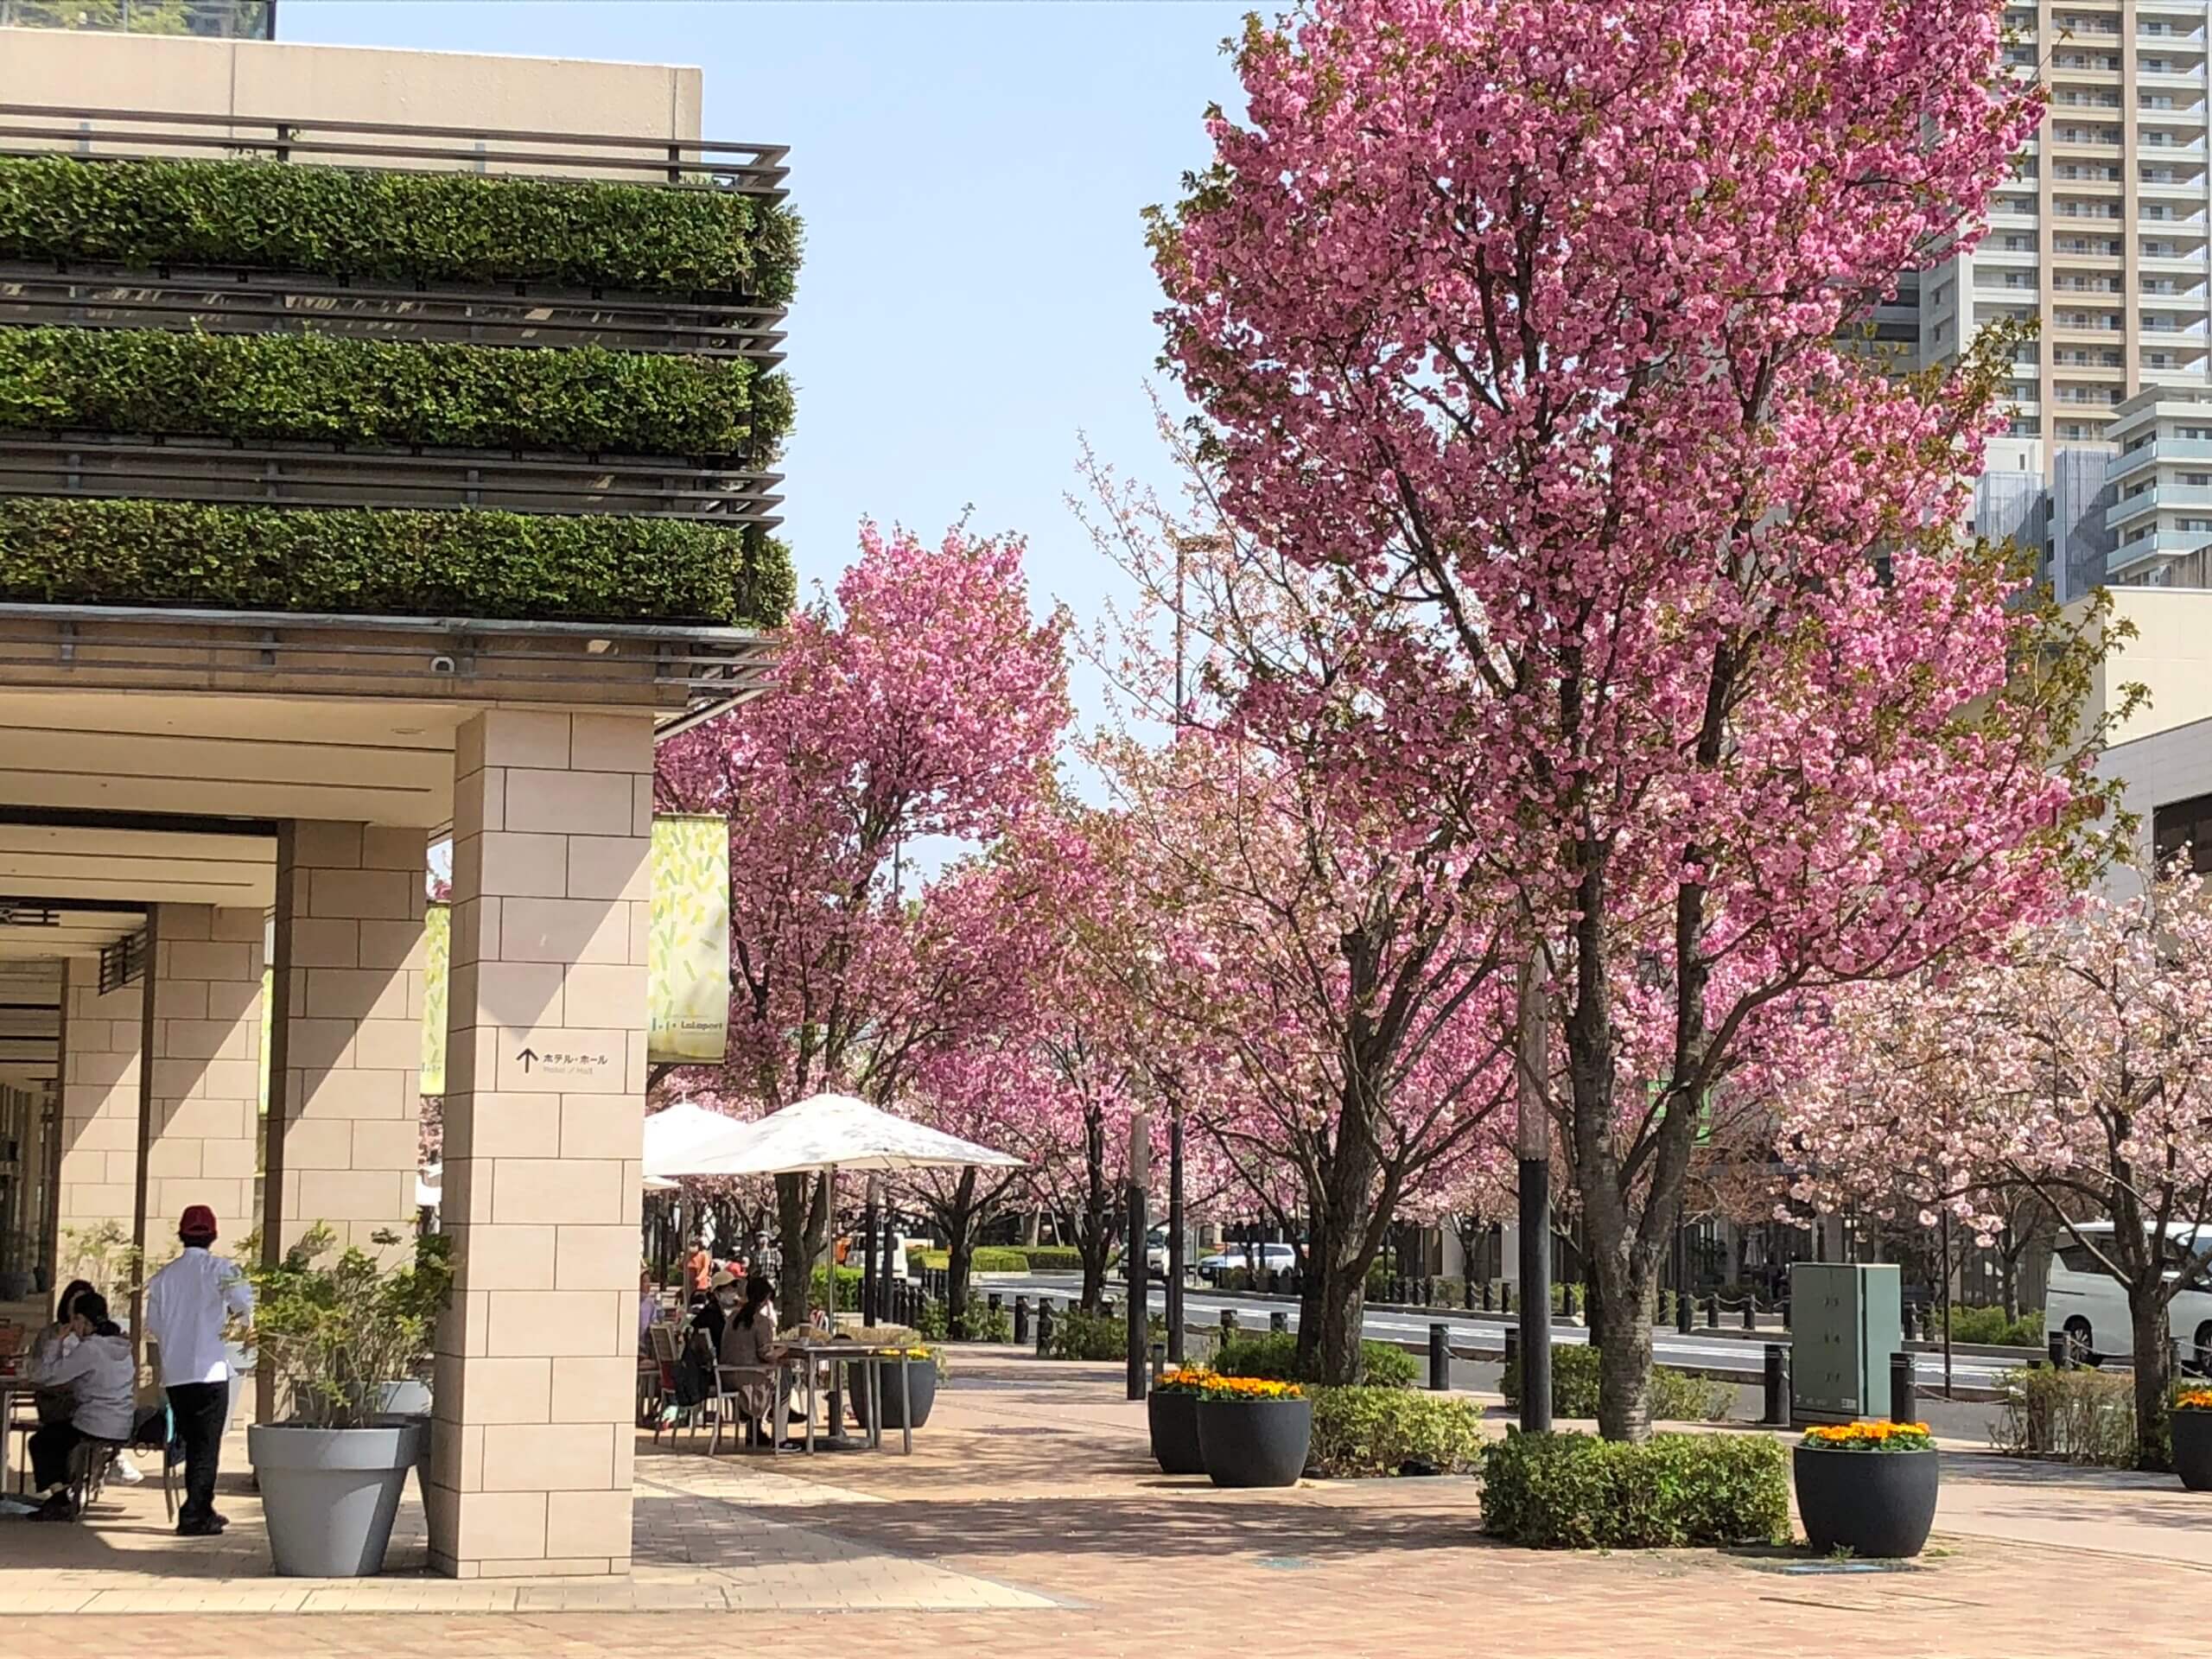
650, 814, 731, 1065
420, 901, 450, 1096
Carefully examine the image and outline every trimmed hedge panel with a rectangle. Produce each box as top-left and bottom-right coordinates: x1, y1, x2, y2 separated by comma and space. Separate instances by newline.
1478, 1431, 1790, 1549
0, 327, 791, 459
0, 155, 803, 301
0, 497, 795, 626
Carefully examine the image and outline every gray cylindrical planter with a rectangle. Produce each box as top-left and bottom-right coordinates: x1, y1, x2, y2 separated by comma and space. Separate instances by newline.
1147, 1389, 1205, 1475
1793, 1446, 1938, 1559
1197, 1396, 1312, 1488
853, 1359, 938, 1430
2173, 1409, 2212, 1491
249, 1421, 422, 1578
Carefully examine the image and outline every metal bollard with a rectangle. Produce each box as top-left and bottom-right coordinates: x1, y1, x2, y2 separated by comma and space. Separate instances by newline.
1781, 1296, 1791, 1332
1763, 1344, 1789, 1427
1150, 1340, 1167, 1382
1500, 1281, 1512, 1315
1269, 1310, 1288, 1334
1220, 1308, 1239, 1338
1706, 1295, 1719, 1331
1562, 1283, 1578, 1320
1675, 1287, 1693, 1335
1742, 1298, 1757, 1332
1502, 1325, 1520, 1380
988, 1291, 1004, 1326
1014, 1295, 1030, 1346
1421, 1276, 1436, 1307
2049, 1330, 2072, 1370
1480, 1279, 1492, 1313
1464, 1276, 1477, 1311
1429, 1322, 1450, 1391
1035, 1299, 1054, 1357
1891, 1351, 1917, 1426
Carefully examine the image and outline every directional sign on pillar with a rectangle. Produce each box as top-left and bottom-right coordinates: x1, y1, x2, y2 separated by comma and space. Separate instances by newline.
495, 1032, 625, 1092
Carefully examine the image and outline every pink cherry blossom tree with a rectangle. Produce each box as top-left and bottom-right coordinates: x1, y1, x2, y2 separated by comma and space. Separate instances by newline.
657, 522, 1071, 1318
1777, 861, 2212, 1466
1154, 0, 2124, 1436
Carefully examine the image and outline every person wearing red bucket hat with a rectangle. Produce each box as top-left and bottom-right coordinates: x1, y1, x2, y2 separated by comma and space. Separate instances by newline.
143, 1205, 253, 1535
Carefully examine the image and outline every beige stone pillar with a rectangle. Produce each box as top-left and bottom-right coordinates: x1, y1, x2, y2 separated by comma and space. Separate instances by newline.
55, 957, 143, 1249
143, 905, 264, 1245
429, 709, 652, 1580
267, 823, 428, 1261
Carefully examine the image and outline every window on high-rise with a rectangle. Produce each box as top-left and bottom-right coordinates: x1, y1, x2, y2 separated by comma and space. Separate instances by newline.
2154, 793, 2212, 876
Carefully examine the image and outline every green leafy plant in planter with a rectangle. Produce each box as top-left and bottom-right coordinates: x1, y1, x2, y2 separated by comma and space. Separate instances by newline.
245, 1225, 453, 1579
1795, 1420, 1939, 1559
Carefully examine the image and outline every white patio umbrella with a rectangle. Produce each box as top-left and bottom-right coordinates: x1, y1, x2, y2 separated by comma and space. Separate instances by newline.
676, 1090, 1022, 1331
643, 1099, 756, 1181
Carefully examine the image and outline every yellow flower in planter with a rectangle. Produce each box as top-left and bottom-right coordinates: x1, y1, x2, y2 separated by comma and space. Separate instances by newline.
2174, 1388, 2212, 1412
1801, 1420, 1934, 1451
1198, 1375, 1305, 1402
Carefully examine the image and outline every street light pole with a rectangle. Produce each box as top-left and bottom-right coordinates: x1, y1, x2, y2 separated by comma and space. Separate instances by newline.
1167, 1100, 1186, 1363
1127, 1109, 1152, 1400
1516, 946, 1554, 1433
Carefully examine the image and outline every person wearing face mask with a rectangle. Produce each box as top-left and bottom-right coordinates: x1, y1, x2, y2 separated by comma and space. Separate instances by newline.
25, 1289, 134, 1519
694, 1268, 741, 1354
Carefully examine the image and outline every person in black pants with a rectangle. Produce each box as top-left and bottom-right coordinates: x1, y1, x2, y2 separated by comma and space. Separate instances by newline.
142, 1205, 253, 1536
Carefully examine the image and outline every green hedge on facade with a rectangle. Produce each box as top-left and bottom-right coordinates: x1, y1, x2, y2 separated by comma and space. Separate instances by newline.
1478, 1431, 1790, 1549
0, 327, 792, 459
0, 154, 803, 301
0, 496, 794, 626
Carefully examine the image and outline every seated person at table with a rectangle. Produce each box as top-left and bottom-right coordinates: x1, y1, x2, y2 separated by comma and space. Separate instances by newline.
693, 1268, 741, 1354
25, 1290, 135, 1519
719, 1278, 787, 1439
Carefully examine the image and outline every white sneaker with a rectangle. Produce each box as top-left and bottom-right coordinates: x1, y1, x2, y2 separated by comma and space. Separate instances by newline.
111, 1454, 144, 1484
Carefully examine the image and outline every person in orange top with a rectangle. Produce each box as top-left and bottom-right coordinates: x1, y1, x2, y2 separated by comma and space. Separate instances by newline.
686, 1238, 712, 1294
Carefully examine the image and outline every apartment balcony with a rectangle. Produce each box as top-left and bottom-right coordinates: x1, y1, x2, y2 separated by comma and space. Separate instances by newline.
2108, 528, 2212, 580
2108, 437, 2212, 483
2137, 137, 2209, 161
2106, 490, 2212, 533
0, 102, 798, 627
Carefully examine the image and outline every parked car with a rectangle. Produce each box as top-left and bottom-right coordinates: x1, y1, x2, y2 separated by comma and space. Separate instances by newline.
1198, 1243, 1297, 1284
2044, 1219, 2212, 1366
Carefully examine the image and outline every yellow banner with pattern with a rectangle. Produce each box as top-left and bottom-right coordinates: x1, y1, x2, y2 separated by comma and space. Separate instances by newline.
649, 815, 730, 1065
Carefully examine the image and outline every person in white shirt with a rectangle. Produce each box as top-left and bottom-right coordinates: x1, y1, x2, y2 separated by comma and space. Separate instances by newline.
141, 1205, 252, 1537
26, 1288, 135, 1519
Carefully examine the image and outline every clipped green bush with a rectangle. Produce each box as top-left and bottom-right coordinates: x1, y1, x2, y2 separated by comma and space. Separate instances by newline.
1944, 1306, 2044, 1348
0, 327, 791, 459
0, 496, 793, 625
1307, 1386, 1487, 1477
1991, 1363, 2139, 1467
1023, 1246, 1084, 1271
807, 1265, 862, 1313
1478, 1430, 1790, 1549
1044, 1306, 1166, 1361
1214, 1330, 1418, 1389
0, 154, 803, 301
1497, 1344, 1733, 1423
908, 1246, 1030, 1274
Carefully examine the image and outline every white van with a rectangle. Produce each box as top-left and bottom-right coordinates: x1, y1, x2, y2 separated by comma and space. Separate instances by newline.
2044, 1221, 2212, 1365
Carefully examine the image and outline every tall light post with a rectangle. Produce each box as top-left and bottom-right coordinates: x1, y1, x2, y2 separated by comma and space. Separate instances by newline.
1166, 1096, 1186, 1363
1127, 1109, 1152, 1399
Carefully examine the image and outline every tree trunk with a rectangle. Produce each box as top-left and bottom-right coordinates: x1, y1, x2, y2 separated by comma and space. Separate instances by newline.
2130, 1281, 2175, 1473
1592, 1245, 1656, 1437
775, 1170, 825, 1325
944, 1169, 979, 1341
1313, 1253, 1367, 1385
1079, 1104, 1110, 1313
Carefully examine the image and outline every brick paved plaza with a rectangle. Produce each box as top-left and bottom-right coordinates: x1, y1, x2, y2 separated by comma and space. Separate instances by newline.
5, 1349, 2210, 1657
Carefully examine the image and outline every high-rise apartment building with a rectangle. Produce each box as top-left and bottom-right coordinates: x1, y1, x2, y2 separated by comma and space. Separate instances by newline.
1923, 3, 2212, 462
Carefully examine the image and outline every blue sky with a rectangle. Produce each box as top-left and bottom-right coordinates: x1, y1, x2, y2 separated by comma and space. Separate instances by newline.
282, 0, 1251, 712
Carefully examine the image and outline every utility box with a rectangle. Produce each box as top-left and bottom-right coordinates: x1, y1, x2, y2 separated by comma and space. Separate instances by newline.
1789, 1262, 1901, 1426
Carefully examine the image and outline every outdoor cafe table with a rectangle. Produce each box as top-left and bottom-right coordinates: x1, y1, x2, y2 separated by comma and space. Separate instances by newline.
766, 1342, 920, 1457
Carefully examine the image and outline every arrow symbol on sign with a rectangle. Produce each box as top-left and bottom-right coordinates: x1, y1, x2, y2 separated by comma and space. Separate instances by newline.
516, 1046, 538, 1073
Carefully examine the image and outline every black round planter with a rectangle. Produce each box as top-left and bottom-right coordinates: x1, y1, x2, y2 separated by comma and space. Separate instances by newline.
2172, 1409, 2212, 1491
1793, 1446, 1938, 1559
1196, 1396, 1312, 1489
851, 1358, 938, 1431
1148, 1389, 1205, 1475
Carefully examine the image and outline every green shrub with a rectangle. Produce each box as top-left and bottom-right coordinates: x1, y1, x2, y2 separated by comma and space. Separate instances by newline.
807, 1265, 862, 1313
1497, 1344, 1732, 1422
1478, 1430, 1789, 1549
1308, 1386, 1487, 1477
1024, 1246, 1084, 1271
0, 327, 790, 459
907, 1246, 1030, 1274
0, 154, 803, 301
0, 496, 792, 625
1213, 1330, 1418, 1388
1991, 1363, 2139, 1467
1943, 1306, 2044, 1348
956, 1302, 1014, 1344
1044, 1305, 1166, 1361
